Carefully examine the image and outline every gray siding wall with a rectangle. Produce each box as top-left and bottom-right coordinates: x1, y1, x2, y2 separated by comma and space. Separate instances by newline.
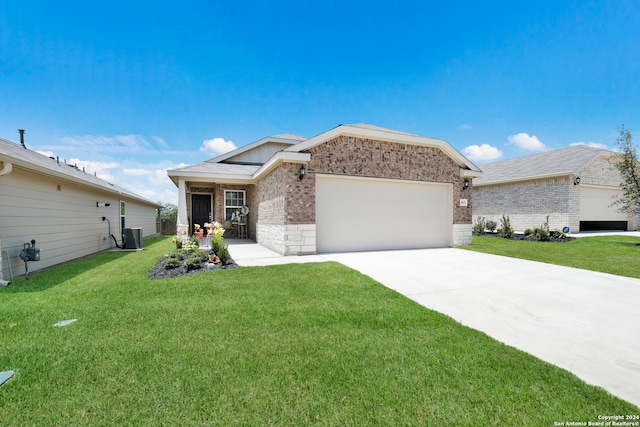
0, 166, 158, 278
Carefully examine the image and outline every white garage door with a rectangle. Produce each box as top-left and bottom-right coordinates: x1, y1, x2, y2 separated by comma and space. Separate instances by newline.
316, 175, 453, 253
579, 186, 627, 221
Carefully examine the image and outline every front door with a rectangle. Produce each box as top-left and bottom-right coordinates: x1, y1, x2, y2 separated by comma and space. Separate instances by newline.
191, 194, 211, 234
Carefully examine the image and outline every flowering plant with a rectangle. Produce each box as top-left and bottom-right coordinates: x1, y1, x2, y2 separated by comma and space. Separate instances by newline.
204, 221, 225, 237
194, 224, 202, 232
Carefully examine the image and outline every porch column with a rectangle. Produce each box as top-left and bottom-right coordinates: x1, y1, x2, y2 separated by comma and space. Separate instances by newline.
177, 179, 189, 240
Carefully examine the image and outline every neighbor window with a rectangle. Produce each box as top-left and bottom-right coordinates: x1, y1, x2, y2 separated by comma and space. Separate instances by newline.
224, 190, 245, 220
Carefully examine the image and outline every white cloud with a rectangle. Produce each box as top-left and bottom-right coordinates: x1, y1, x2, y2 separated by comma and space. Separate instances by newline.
200, 137, 237, 154
123, 168, 152, 176
460, 124, 473, 130
462, 144, 503, 162
70, 158, 120, 182
507, 132, 546, 151
570, 141, 609, 150
36, 150, 55, 157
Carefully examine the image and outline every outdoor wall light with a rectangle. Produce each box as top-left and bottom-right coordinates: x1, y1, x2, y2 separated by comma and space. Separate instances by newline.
96, 202, 111, 207
574, 177, 581, 186
463, 179, 470, 190
299, 164, 306, 181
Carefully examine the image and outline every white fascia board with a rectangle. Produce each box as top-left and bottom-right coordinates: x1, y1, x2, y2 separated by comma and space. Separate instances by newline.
474, 172, 573, 187
287, 124, 482, 173
461, 169, 483, 178
252, 151, 311, 180
167, 169, 255, 184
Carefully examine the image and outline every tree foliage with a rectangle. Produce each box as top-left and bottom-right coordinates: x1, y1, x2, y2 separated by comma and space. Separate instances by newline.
611, 126, 640, 215
159, 202, 178, 220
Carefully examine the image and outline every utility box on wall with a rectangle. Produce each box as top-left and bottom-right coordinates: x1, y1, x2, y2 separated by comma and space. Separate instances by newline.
123, 228, 142, 249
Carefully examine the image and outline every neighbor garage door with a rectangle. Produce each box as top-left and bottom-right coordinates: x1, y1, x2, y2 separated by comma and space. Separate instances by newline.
316, 175, 453, 252
579, 186, 628, 230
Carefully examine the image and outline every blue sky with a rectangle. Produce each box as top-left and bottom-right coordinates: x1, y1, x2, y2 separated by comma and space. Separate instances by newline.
2, 1, 639, 204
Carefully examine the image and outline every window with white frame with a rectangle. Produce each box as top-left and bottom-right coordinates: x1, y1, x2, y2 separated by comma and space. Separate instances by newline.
224, 190, 245, 220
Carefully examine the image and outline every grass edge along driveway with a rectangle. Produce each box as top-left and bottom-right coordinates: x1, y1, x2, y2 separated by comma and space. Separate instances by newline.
0, 237, 637, 425
463, 234, 640, 279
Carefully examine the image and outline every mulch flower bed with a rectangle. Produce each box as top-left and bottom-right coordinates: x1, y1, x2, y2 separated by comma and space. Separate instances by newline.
147, 255, 239, 280
481, 233, 576, 243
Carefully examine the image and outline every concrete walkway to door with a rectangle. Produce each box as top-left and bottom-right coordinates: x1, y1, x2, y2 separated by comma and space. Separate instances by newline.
228, 240, 640, 407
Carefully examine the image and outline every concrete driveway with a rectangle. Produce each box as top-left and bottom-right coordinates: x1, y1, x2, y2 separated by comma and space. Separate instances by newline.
229, 241, 640, 407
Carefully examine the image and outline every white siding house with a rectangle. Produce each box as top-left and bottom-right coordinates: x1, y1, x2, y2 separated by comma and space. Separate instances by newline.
0, 136, 161, 280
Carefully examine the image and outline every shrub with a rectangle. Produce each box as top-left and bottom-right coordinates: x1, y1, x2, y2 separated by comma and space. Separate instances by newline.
550, 229, 566, 239
184, 257, 203, 271
486, 220, 497, 233
211, 235, 224, 255
473, 216, 487, 235
168, 251, 185, 261
497, 215, 514, 238
191, 249, 209, 263
217, 245, 231, 265
534, 227, 550, 241
524, 228, 534, 236
163, 258, 181, 270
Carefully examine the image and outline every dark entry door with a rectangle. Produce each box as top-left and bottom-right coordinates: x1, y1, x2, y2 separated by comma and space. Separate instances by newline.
191, 194, 211, 233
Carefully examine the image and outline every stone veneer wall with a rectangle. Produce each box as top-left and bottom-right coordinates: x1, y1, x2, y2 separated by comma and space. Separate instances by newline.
255, 163, 317, 255
473, 177, 580, 232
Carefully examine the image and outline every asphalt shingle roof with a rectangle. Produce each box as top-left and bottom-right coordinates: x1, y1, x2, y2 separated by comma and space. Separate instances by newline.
0, 137, 160, 206
474, 145, 614, 185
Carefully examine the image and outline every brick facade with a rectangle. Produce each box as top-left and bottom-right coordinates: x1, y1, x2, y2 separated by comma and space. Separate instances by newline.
308, 136, 473, 224
473, 155, 629, 233
474, 177, 579, 232
251, 135, 473, 254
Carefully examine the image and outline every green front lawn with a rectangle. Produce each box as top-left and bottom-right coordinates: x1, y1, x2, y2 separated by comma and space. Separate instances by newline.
464, 234, 640, 279
0, 237, 637, 425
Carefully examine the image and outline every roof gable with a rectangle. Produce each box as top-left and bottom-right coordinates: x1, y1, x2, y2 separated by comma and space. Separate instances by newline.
207, 133, 306, 165
474, 145, 614, 186
286, 123, 481, 174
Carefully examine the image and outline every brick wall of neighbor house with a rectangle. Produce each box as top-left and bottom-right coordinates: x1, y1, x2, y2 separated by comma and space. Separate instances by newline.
579, 155, 623, 187
474, 177, 580, 232
308, 136, 473, 224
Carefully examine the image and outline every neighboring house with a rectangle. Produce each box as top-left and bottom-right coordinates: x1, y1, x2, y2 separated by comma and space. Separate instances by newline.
0, 135, 161, 280
167, 123, 482, 255
473, 145, 636, 233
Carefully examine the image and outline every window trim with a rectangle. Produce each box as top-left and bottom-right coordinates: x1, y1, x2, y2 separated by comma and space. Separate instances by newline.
224, 190, 246, 221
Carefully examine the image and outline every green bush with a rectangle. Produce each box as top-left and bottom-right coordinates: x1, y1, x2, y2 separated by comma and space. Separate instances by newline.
486, 220, 497, 233
217, 245, 231, 265
497, 215, 514, 238
163, 258, 181, 270
191, 249, 209, 263
169, 251, 185, 261
524, 228, 534, 236
473, 216, 487, 235
550, 229, 566, 239
534, 227, 550, 241
211, 235, 224, 254
184, 257, 203, 271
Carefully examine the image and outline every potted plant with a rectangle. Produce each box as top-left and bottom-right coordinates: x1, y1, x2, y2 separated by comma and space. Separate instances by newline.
194, 224, 204, 239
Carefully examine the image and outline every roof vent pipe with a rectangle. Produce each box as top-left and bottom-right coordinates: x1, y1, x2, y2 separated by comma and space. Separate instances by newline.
18, 129, 26, 149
